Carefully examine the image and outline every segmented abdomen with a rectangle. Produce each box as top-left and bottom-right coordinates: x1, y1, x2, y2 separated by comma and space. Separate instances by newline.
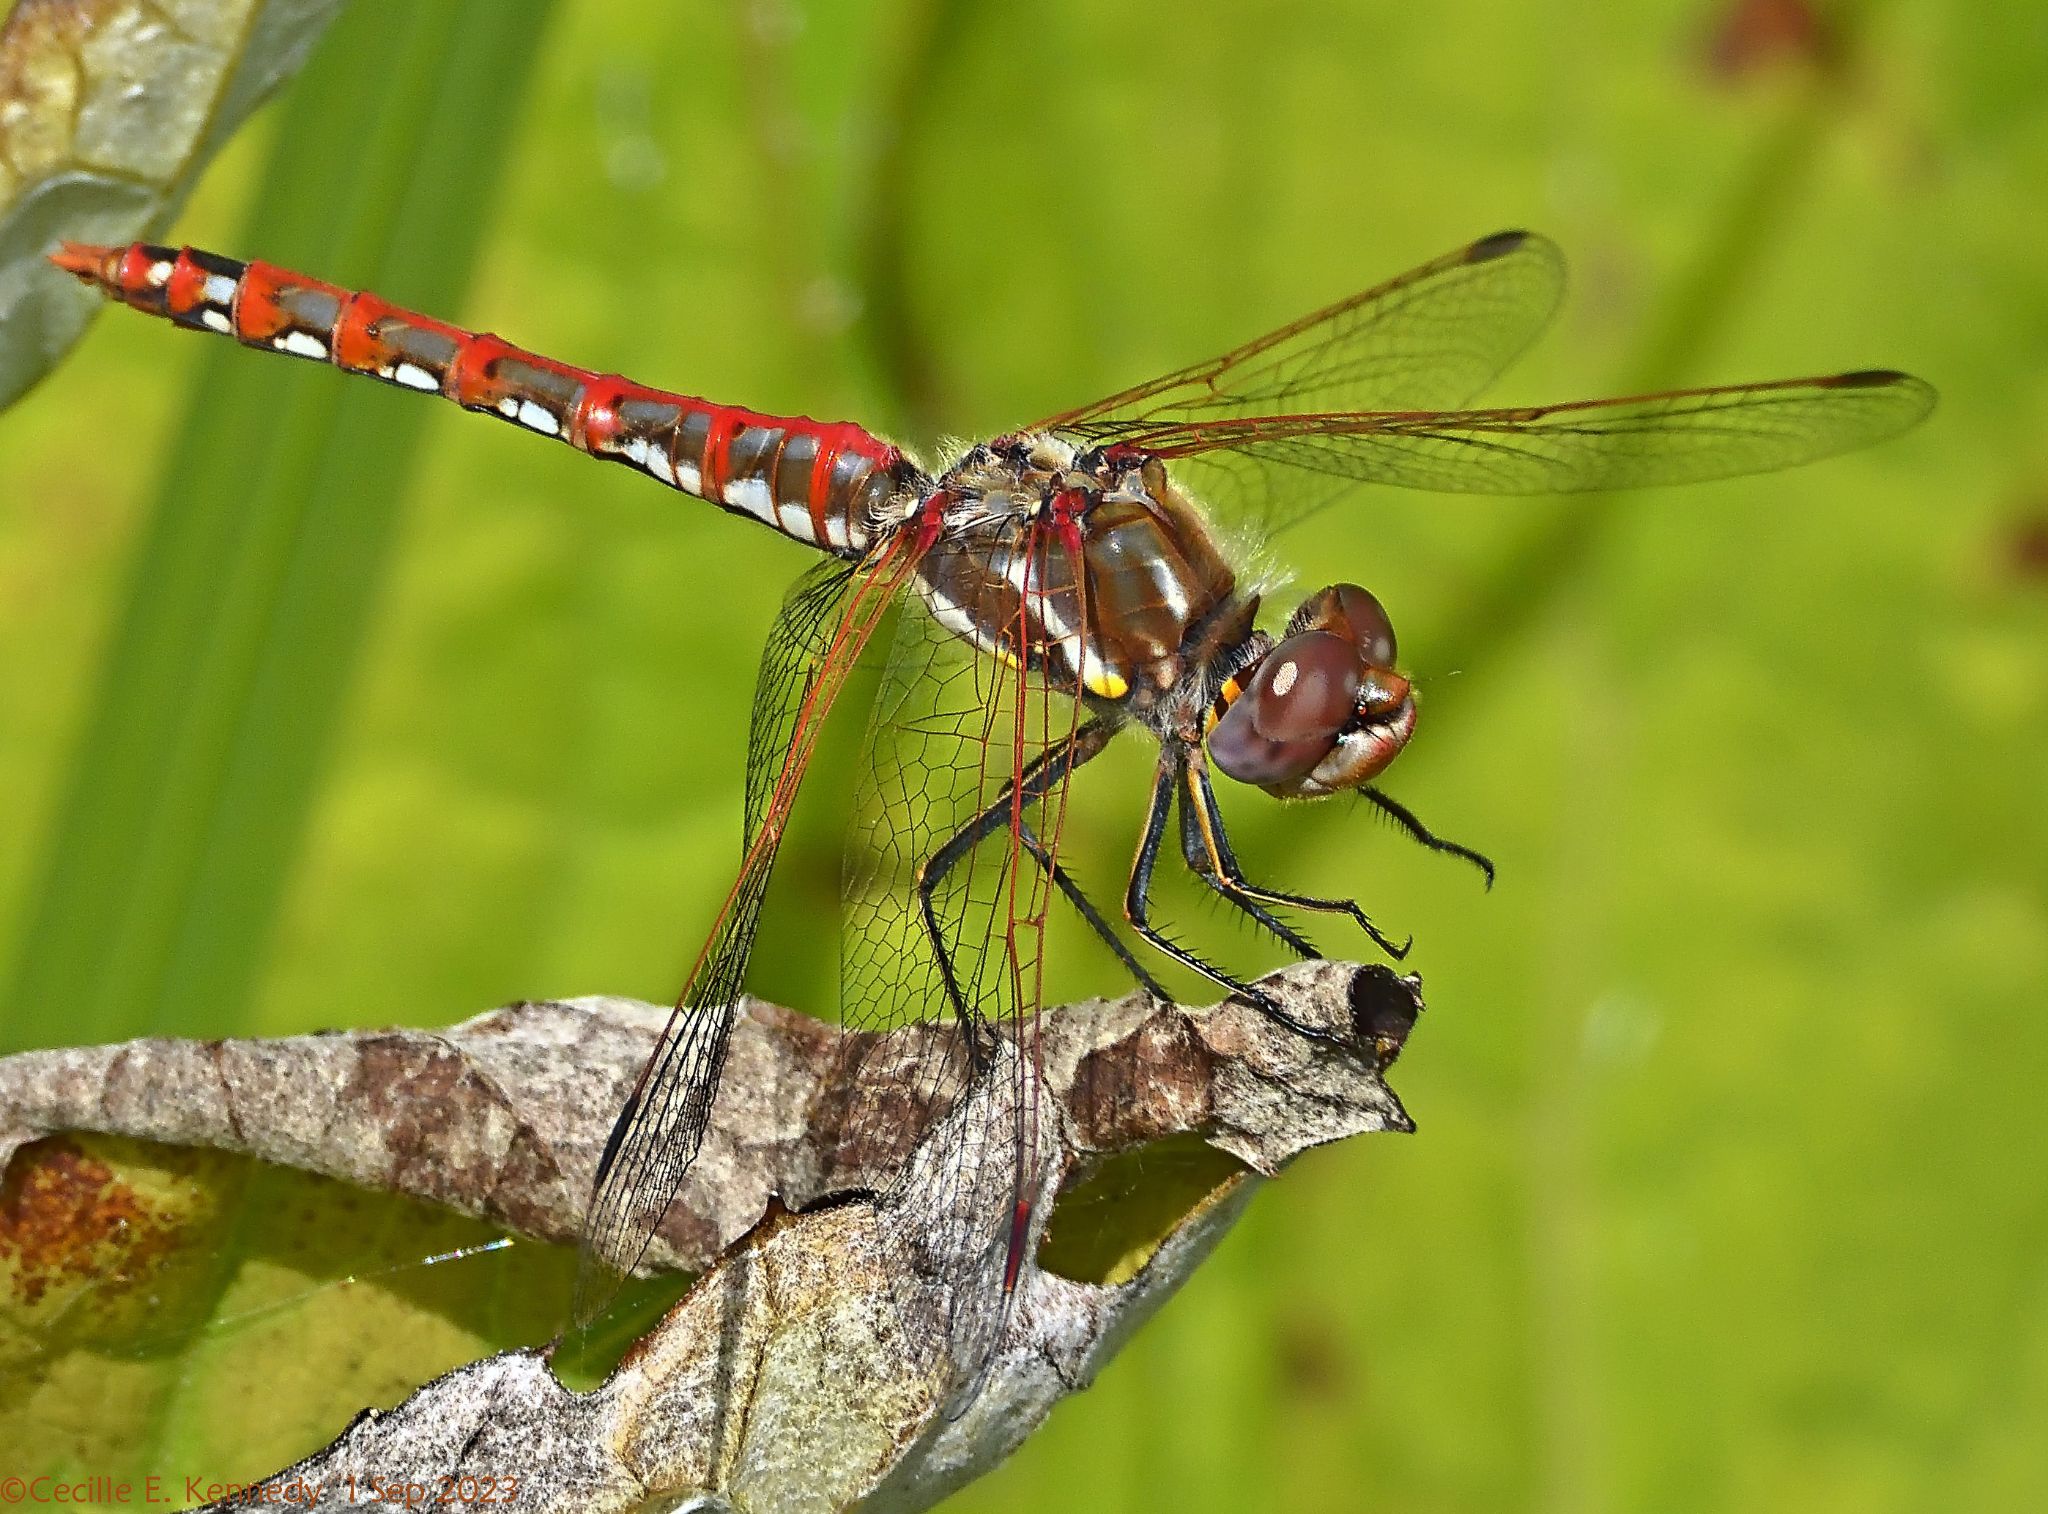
52, 241, 906, 558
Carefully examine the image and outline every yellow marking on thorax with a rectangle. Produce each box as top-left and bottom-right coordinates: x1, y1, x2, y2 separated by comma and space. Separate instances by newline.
1204, 673, 1246, 734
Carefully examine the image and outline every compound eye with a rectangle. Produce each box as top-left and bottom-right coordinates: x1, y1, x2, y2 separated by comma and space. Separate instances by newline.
1247, 631, 1362, 741
1329, 584, 1397, 668
1207, 630, 1362, 787
1208, 704, 1326, 786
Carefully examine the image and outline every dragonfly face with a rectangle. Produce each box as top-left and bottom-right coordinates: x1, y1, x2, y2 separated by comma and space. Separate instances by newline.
1206, 583, 1417, 799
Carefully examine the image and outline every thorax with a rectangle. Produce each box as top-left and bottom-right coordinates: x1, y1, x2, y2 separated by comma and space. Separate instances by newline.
913, 435, 1251, 718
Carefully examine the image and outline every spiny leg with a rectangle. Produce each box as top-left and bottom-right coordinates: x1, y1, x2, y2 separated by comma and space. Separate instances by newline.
1184, 761, 1412, 960
1361, 786, 1497, 887
923, 817, 1170, 1020
915, 721, 1159, 1061
1023, 822, 1171, 998
1122, 749, 1345, 1043
1176, 783, 1323, 960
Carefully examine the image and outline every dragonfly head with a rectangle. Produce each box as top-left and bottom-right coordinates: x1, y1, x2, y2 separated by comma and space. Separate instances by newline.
1206, 584, 1415, 799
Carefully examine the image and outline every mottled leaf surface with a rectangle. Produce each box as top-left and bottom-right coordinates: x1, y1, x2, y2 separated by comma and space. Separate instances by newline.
0, 0, 345, 406
0, 965, 1414, 1504
0, 1132, 580, 1490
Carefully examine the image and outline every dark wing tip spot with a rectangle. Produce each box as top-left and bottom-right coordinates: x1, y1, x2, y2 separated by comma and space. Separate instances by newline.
1466, 229, 1534, 263
1826, 368, 1938, 425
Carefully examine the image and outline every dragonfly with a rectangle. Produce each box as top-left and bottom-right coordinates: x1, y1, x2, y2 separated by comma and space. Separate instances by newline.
51, 229, 1933, 1401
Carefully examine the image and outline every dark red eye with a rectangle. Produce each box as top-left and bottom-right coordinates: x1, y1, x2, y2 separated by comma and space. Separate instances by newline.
1207, 630, 1360, 786
1245, 631, 1361, 740
1328, 584, 1396, 668
1207, 705, 1326, 787
1284, 583, 1397, 668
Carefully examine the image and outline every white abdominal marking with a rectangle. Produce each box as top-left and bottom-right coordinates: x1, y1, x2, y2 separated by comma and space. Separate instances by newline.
1031, 584, 1077, 643
776, 501, 814, 540
278, 330, 328, 360
723, 477, 776, 522
624, 438, 677, 486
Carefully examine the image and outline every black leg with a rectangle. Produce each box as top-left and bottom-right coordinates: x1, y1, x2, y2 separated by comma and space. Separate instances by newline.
1120, 753, 1177, 940
1022, 820, 1171, 998
1361, 786, 1496, 888
1122, 748, 1334, 1036
915, 721, 1161, 1058
1177, 784, 1323, 960
1185, 761, 1412, 960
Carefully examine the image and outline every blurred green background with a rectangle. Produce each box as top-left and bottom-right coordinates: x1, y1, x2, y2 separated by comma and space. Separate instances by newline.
2, 0, 2044, 1508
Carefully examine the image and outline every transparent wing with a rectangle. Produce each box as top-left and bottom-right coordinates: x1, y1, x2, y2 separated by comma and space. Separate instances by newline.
1028, 231, 1929, 532
743, 562, 870, 847
836, 515, 1091, 1403
571, 546, 921, 1329
1030, 229, 1566, 433
1069, 370, 1936, 496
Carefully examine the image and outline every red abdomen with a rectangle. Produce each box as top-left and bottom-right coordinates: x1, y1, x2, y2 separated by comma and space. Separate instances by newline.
51, 241, 911, 558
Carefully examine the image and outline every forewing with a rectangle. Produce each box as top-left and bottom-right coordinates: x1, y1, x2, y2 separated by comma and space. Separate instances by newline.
1096, 370, 1936, 495
1030, 232, 1928, 530
572, 548, 918, 1329
837, 516, 1090, 1400
1034, 230, 1566, 434
1034, 230, 1565, 534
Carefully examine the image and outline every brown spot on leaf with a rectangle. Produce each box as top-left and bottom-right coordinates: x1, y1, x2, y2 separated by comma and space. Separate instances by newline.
347, 1036, 511, 1201
0, 1136, 177, 1308
818, 1025, 964, 1185
1068, 1014, 1215, 1151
